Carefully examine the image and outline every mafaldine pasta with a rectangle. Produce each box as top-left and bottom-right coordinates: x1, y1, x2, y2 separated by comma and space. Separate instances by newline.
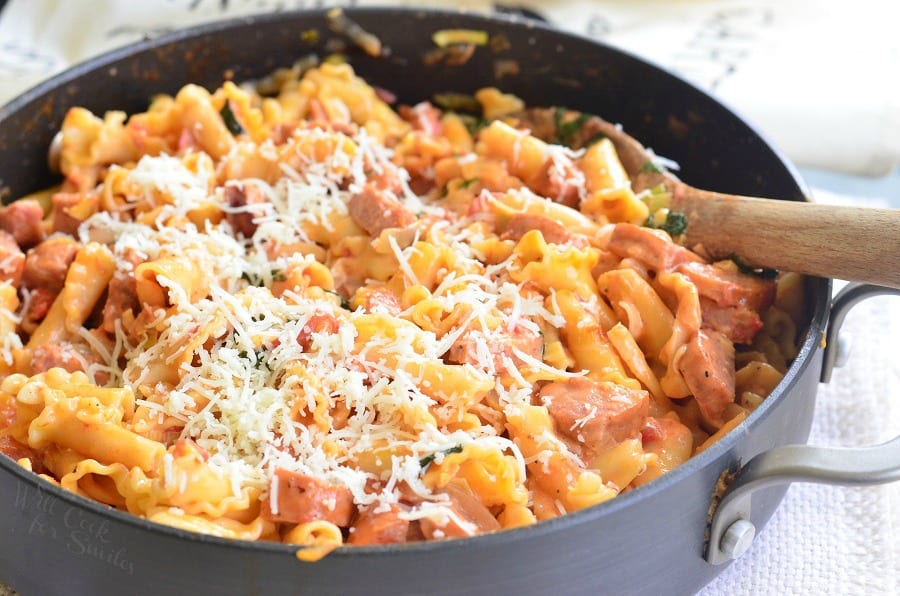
0, 62, 802, 557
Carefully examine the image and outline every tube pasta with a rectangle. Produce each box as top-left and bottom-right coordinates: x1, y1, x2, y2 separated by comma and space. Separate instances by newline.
0, 63, 802, 551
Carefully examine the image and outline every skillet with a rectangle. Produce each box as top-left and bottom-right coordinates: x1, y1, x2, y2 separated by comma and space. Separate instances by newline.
0, 8, 897, 595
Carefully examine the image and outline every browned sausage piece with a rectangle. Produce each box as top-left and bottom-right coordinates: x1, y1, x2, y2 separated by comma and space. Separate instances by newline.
0, 230, 25, 286
678, 328, 735, 428
23, 287, 56, 326
446, 324, 543, 373
30, 341, 106, 385
398, 102, 442, 137
700, 298, 764, 345
22, 236, 79, 292
347, 185, 416, 237
348, 504, 410, 546
261, 469, 355, 526
677, 261, 775, 311
101, 271, 140, 334
0, 436, 48, 475
501, 213, 573, 245
530, 155, 581, 208
606, 223, 701, 272
0, 199, 45, 249
352, 285, 402, 316
224, 181, 268, 238
540, 377, 649, 450
296, 312, 340, 351
50, 192, 99, 236
419, 483, 501, 540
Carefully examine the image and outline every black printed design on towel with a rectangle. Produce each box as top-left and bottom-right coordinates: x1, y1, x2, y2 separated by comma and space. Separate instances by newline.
670, 7, 774, 91
0, 41, 58, 77
493, 3, 549, 23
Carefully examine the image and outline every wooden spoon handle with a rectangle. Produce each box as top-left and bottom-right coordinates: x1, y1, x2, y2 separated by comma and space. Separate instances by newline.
670, 186, 900, 289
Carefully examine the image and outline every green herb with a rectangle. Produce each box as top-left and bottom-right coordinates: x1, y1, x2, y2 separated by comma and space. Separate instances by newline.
432, 92, 481, 114
727, 253, 779, 279
460, 114, 488, 136
459, 178, 478, 189
640, 184, 672, 213
238, 347, 273, 371
661, 211, 688, 236
419, 445, 463, 471
557, 113, 590, 146
639, 160, 665, 175
582, 132, 607, 147
325, 289, 351, 310
220, 101, 244, 136
243, 269, 287, 286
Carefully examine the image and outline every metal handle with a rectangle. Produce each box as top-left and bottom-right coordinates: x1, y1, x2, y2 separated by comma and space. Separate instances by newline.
706, 283, 900, 565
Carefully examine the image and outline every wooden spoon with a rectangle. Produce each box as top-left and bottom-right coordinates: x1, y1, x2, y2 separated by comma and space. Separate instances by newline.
581, 116, 900, 289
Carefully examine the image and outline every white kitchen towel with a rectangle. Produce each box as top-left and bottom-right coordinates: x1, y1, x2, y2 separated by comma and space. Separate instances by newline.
0, 3, 897, 595
0, 0, 899, 176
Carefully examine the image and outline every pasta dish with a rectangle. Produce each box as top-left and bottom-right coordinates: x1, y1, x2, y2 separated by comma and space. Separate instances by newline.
0, 62, 802, 558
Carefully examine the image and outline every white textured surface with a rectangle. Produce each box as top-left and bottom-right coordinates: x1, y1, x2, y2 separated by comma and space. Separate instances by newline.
702, 286, 900, 595
0, 3, 897, 595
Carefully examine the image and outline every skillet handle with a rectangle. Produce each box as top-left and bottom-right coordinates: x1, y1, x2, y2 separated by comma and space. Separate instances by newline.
705, 283, 900, 565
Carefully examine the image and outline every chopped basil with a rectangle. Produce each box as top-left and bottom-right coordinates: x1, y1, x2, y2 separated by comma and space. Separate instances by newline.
325, 289, 351, 310
419, 445, 463, 471
644, 210, 688, 237
461, 114, 488, 136
640, 160, 665, 175
727, 253, 779, 279
661, 211, 688, 236
556, 113, 590, 146
220, 101, 244, 136
432, 92, 481, 114
241, 269, 286, 287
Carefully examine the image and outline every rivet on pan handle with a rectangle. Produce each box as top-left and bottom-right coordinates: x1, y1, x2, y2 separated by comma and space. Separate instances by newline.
706, 283, 900, 565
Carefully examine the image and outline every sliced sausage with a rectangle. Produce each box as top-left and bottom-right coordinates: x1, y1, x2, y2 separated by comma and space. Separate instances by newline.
22, 237, 79, 292
419, 483, 500, 540
348, 185, 416, 237
399, 102, 442, 137
530, 154, 581, 208
224, 181, 269, 238
606, 223, 701, 272
101, 270, 140, 334
678, 329, 735, 428
261, 469, 355, 526
446, 323, 542, 374
700, 298, 764, 345
0, 199, 44, 249
30, 341, 106, 384
348, 504, 410, 546
23, 286, 56, 326
0, 230, 25, 286
540, 377, 649, 451
677, 261, 775, 311
296, 312, 340, 351
501, 213, 573, 245
353, 286, 402, 316
51, 192, 98, 236
0, 436, 48, 474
